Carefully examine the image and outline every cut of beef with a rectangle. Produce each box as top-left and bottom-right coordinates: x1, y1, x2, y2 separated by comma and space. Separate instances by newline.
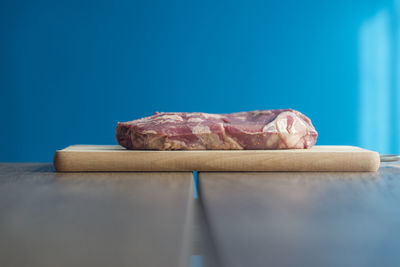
116, 109, 318, 150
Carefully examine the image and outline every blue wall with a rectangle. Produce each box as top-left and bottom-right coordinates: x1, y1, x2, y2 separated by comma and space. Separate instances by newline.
1, 0, 399, 161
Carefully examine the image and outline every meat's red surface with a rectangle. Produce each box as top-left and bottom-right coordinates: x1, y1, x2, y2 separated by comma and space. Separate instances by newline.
116, 109, 318, 150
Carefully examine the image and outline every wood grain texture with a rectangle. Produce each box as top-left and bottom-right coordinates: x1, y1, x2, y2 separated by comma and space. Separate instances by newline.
198, 162, 400, 267
0, 164, 193, 267
54, 145, 380, 172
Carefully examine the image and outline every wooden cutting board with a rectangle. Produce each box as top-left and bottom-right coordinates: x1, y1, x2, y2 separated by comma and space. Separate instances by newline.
53, 145, 380, 172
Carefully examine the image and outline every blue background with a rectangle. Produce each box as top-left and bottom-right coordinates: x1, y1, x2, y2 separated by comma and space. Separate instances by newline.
1, 0, 400, 162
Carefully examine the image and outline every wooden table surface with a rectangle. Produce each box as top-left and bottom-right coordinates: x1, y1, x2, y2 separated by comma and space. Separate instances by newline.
0, 164, 194, 267
1, 163, 400, 267
199, 162, 400, 267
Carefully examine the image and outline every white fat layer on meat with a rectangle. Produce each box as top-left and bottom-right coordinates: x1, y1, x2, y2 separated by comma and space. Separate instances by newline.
263, 111, 306, 135
188, 118, 204, 123
192, 125, 212, 134
142, 130, 157, 134
200, 113, 222, 119
291, 119, 298, 134
163, 139, 187, 150
276, 117, 288, 134
263, 123, 276, 133
156, 115, 183, 121
290, 117, 307, 134
283, 133, 301, 147
263, 111, 308, 148
304, 135, 314, 147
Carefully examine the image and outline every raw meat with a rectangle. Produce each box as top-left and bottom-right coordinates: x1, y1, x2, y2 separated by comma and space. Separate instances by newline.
116, 109, 318, 150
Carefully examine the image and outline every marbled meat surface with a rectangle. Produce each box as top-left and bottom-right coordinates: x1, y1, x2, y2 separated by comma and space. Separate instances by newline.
116, 109, 318, 150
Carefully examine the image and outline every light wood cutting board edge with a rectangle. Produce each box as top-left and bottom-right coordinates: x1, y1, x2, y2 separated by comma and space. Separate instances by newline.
53, 145, 380, 172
